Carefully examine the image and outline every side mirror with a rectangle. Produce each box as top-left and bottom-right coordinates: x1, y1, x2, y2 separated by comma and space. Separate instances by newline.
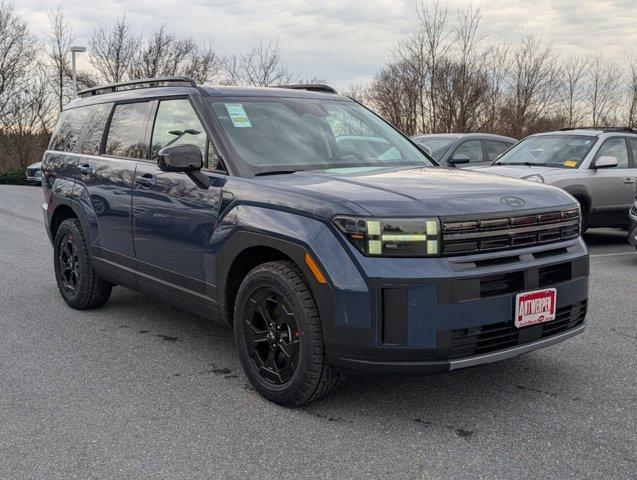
594, 155, 618, 169
449, 153, 470, 165
157, 144, 203, 172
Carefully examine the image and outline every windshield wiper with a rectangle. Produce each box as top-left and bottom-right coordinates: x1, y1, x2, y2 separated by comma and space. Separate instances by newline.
254, 170, 300, 176
496, 161, 543, 167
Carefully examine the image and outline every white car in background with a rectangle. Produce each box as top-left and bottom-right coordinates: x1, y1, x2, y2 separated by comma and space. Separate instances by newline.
468, 128, 637, 229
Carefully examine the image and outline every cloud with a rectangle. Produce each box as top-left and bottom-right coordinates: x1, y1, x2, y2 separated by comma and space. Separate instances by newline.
15, 0, 637, 88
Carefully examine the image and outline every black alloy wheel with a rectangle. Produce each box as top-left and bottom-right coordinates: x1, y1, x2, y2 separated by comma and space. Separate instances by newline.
58, 233, 80, 294
53, 218, 112, 309
243, 287, 300, 385
234, 261, 339, 406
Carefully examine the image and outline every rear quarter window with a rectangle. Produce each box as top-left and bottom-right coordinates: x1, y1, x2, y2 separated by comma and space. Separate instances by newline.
49, 107, 92, 153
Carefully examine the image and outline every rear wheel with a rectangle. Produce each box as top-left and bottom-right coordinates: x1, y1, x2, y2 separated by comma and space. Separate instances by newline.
53, 218, 112, 309
234, 261, 339, 406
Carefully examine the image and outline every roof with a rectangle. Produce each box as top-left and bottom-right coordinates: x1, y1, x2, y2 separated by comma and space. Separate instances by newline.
67, 77, 348, 109
412, 133, 517, 142
530, 128, 637, 138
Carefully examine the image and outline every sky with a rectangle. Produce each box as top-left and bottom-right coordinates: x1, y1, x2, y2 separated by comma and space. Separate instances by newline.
15, 0, 637, 89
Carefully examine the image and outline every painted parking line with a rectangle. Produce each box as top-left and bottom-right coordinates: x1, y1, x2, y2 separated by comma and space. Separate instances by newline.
590, 251, 636, 258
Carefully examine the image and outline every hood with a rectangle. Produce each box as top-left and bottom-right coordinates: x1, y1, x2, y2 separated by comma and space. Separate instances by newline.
262, 166, 575, 217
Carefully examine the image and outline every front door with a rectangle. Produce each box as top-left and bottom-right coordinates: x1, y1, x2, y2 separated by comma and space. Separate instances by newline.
589, 137, 637, 226
132, 98, 224, 309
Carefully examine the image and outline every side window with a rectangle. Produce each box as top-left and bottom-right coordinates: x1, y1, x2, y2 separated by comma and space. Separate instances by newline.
49, 107, 91, 153
627, 139, 637, 167
151, 99, 219, 168
82, 103, 112, 156
595, 138, 629, 168
105, 102, 151, 159
453, 140, 483, 163
485, 140, 511, 162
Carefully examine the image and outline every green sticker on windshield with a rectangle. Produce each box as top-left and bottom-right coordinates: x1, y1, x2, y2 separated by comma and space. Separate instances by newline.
225, 103, 252, 128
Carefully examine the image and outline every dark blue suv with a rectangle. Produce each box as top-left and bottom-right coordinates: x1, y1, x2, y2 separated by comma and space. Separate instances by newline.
42, 77, 589, 405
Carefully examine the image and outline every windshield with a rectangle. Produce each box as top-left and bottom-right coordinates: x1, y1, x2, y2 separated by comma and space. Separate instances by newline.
494, 135, 596, 168
413, 138, 455, 161
208, 97, 433, 174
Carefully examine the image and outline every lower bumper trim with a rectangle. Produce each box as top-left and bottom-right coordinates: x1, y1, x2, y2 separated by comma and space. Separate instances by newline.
330, 323, 585, 374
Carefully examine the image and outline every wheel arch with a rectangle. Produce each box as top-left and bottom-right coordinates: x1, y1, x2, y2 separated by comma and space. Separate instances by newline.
49, 198, 89, 241
216, 230, 332, 329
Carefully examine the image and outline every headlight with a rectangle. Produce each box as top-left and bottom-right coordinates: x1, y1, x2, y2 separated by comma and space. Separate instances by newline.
522, 174, 544, 183
333, 216, 440, 256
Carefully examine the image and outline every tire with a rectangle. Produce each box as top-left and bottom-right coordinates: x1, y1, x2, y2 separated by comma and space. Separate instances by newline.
234, 260, 339, 406
575, 198, 589, 232
53, 218, 113, 309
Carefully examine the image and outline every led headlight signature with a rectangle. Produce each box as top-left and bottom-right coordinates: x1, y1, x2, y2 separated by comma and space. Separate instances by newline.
333, 216, 440, 257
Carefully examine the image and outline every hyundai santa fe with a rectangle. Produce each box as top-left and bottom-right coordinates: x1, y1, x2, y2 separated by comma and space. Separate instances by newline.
41, 77, 589, 405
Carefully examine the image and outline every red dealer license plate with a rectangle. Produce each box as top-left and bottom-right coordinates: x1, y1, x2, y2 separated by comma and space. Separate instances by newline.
514, 288, 557, 328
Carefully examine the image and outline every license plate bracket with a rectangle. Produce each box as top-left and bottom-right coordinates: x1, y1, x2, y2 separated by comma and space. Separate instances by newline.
514, 288, 557, 328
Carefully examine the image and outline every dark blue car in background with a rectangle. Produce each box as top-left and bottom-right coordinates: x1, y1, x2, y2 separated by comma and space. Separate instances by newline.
41, 77, 588, 405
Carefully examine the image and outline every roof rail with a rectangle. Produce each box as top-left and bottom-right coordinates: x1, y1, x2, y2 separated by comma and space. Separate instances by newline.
276, 84, 337, 94
559, 126, 637, 133
78, 76, 198, 98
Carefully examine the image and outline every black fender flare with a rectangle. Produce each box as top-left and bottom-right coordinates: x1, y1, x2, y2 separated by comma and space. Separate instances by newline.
48, 194, 91, 241
215, 230, 333, 333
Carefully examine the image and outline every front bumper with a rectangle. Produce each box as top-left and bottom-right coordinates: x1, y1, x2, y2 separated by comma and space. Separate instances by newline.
324, 238, 589, 374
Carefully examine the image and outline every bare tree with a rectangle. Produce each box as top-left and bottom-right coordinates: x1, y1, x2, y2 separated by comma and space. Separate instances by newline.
89, 16, 140, 83
502, 32, 559, 137
416, 0, 451, 132
0, 2, 37, 121
238, 38, 294, 86
627, 50, 637, 128
437, 2, 489, 132
584, 54, 622, 127
369, 60, 420, 135
481, 43, 510, 132
45, 5, 73, 112
559, 54, 588, 128
184, 39, 223, 83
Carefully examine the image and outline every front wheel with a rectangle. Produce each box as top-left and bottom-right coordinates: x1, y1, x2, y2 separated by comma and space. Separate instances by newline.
234, 261, 339, 406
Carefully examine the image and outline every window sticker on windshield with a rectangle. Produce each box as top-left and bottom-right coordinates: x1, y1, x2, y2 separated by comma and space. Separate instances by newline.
563, 159, 578, 168
225, 103, 252, 128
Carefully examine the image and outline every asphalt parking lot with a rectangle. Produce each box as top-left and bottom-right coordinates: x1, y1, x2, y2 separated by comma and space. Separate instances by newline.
0, 184, 635, 479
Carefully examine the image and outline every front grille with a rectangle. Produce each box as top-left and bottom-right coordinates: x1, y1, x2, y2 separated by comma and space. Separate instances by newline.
446, 300, 586, 360
27, 168, 38, 177
441, 207, 580, 255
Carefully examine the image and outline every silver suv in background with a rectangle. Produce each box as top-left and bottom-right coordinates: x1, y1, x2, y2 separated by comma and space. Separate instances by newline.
468, 128, 637, 229
411, 133, 516, 168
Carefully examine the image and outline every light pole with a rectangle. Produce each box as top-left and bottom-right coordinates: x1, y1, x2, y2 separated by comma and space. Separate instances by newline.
70, 46, 87, 97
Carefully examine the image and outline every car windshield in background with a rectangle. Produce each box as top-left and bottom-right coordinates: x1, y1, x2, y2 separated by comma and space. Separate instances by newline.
413, 138, 455, 161
494, 135, 596, 168
209, 97, 433, 174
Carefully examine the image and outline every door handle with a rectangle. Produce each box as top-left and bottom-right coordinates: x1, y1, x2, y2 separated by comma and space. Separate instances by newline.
624, 177, 635, 184
136, 173, 156, 187
79, 163, 92, 175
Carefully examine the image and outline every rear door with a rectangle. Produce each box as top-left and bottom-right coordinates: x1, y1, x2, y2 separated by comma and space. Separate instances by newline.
81, 101, 152, 261
589, 137, 635, 226
132, 97, 224, 310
